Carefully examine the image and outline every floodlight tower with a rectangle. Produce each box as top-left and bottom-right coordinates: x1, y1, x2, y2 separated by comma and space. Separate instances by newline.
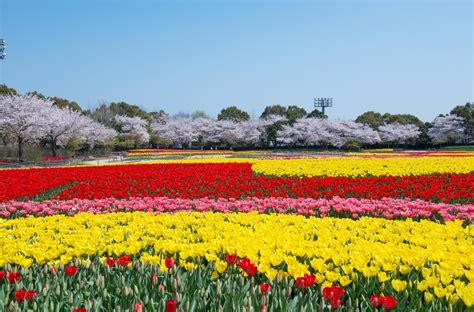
314, 97, 332, 117
0, 39, 5, 59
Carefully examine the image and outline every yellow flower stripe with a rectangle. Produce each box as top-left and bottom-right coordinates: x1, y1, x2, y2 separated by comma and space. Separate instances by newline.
0, 212, 473, 305
251, 157, 474, 177
133, 157, 258, 165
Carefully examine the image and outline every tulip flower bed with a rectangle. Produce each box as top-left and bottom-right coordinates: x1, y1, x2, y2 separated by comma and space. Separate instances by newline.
0, 154, 473, 311
1, 196, 473, 222
251, 157, 474, 177
1, 163, 473, 203
0, 212, 473, 311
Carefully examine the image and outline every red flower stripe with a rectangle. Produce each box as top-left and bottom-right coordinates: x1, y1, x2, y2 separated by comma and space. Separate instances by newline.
0, 163, 472, 203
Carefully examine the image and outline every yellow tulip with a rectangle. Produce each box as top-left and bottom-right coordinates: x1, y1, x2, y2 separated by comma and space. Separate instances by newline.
398, 265, 410, 275
424, 292, 433, 303
378, 272, 390, 283
215, 260, 227, 274
339, 275, 352, 286
391, 279, 407, 292
434, 286, 446, 298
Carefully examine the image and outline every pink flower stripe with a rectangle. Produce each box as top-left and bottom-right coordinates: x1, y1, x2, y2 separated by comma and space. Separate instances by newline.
1, 196, 472, 221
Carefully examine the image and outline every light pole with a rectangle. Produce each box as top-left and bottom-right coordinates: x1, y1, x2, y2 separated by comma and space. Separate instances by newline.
0, 39, 5, 59
314, 97, 333, 117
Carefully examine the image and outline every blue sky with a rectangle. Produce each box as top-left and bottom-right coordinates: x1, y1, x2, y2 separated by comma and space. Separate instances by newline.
0, 0, 472, 121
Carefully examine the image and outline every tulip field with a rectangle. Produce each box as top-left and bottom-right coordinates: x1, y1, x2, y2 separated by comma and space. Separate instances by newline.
0, 151, 473, 311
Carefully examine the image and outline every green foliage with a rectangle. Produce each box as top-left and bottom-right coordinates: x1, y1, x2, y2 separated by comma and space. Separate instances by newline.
50, 97, 82, 112
307, 109, 326, 119
0, 84, 17, 96
286, 105, 307, 124
260, 105, 287, 119
261, 104, 308, 122
26, 91, 47, 100
382, 113, 425, 129
65, 137, 85, 153
0, 259, 465, 311
150, 134, 173, 148
440, 145, 474, 151
260, 105, 309, 146
218, 106, 250, 122
355, 111, 384, 130
342, 139, 361, 151
29, 183, 78, 202
109, 102, 152, 122
264, 120, 287, 147
114, 135, 141, 150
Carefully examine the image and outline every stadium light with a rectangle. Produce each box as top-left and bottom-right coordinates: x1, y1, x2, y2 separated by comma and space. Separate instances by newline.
314, 97, 333, 117
0, 39, 6, 59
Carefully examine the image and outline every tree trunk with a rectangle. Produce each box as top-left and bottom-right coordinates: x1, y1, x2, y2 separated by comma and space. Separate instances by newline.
51, 139, 57, 157
18, 136, 24, 163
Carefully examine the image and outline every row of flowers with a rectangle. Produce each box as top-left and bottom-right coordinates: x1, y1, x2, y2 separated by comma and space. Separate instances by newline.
1, 256, 421, 311
0, 212, 472, 308
251, 157, 474, 178
1, 163, 472, 203
1, 196, 473, 221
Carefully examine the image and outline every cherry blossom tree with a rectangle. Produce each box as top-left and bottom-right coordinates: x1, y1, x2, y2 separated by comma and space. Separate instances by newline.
192, 117, 219, 148
82, 121, 117, 149
326, 120, 380, 148
43, 106, 91, 156
114, 115, 150, 146
0, 94, 49, 162
277, 118, 380, 148
220, 119, 264, 148
277, 118, 329, 146
428, 115, 465, 145
378, 123, 421, 145
152, 117, 197, 148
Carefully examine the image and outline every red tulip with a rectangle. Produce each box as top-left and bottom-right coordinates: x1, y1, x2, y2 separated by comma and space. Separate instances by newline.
65, 266, 78, 277
370, 295, 381, 307
224, 253, 238, 265
8, 272, 21, 283
322, 285, 345, 309
0, 271, 5, 281
381, 295, 398, 310
322, 285, 344, 300
238, 257, 251, 269
117, 255, 131, 267
165, 257, 175, 269
106, 258, 115, 267
244, 263, 258, 276
303, 274, 316, 287
73, 308, 87, 312
370, 294, 398, 310
134, 302, 143, 312
51, 267, 58, 275
260, 282, 271, 294
149, 274, 158, 284
260, 304, 267, 312
295, 277, 306, 289
14, 290, 37, 302
25, 291, 37, 301
295, 274, 316, 288
330, 297, 343, 309
165, 299, 177, 312
237, 257, 258, 276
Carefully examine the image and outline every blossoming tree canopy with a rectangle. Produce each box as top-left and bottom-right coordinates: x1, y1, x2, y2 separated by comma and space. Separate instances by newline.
0, 94, 116, 161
